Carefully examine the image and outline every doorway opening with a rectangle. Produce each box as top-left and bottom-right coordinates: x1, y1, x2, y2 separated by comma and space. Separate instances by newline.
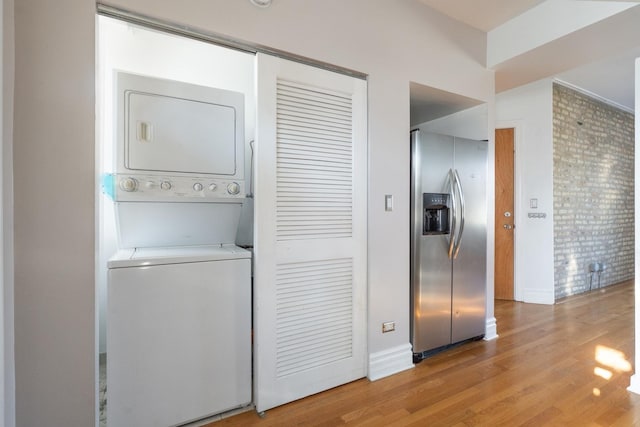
96, 15, 256, 426
409, 82, 494, 352
495, 127, 515, 300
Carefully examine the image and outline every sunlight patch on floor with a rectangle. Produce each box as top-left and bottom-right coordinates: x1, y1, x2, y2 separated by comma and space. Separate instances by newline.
594, 367, 612, 380
591, 345, 632, 396
595, 345, 632, 373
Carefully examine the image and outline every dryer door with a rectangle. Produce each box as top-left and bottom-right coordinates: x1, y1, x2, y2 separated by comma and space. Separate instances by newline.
117, 72, 245, 177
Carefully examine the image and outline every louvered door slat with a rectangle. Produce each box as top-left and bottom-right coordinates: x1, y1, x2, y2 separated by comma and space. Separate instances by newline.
278, 174, 352, 183
278, 105, 352, 126
278, 83, 352, 108
274, 257, 353, 378
278, 170, 352, 180
277, 96, 352, 112
277, 89, 353, 109
276, 79, 353, 240
277, 114, 353, 132
278, 146, 352, 160
278, 183, 352, 191
278, 134, 352, 148
278, 128, 351, 143
278, 147, 352, 161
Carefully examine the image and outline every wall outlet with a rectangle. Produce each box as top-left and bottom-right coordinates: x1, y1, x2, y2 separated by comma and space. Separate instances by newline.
382, 321, 395, 333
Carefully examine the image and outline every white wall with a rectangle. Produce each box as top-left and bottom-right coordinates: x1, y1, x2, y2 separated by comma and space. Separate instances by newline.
496, 79, 555, 304
13, 0, 95, 426
420, 104, 489, 140
11, 1, 493, 424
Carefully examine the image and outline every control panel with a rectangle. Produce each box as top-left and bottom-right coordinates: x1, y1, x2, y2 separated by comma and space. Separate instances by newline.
104, 173, 245, 202
423, 193, 448, 208
423, 192, 449, 235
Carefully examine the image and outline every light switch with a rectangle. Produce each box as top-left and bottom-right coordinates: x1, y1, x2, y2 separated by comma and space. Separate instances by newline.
385, 194, 393, 212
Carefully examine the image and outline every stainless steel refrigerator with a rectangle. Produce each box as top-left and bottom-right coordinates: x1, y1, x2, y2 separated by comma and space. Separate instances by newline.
410, 129, 487, 358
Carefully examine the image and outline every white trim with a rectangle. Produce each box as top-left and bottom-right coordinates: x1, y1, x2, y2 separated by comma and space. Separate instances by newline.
0, 0, 5, 422
368, 343, 414, 381
554, 79, 634, 115
628, 375, 640, 395
484, 317, 498, 341
495, 121, 524, 302
522, 288, 554, 305
633, 58, 640, 400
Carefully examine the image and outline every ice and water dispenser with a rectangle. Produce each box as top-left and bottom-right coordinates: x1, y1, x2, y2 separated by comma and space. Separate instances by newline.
422, 193, 450, 235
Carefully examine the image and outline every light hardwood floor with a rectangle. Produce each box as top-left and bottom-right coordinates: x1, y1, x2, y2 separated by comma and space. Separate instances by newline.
213, 280, 640, 426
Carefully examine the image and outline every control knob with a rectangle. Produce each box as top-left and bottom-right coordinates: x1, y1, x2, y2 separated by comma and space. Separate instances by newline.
227, 182, 241, 195
119, 177, 138, 192
193, 182, 204, 192
160, 181, 172, 191
208, 183, 218, 192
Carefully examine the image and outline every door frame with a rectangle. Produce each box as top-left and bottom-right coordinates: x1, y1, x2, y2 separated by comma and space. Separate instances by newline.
495, 121, 523, 301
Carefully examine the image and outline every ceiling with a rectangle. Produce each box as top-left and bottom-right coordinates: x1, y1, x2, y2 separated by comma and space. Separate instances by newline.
413, 0, 639, 124
419, 0, 546, 32
410, 83, 483, 126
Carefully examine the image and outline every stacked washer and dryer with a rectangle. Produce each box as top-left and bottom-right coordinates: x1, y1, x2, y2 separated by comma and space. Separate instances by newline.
104, 72, 251, 426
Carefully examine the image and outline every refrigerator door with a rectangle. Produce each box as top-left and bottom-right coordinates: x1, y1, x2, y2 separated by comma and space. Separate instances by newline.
451, 138, 487, 343
411, 131, 454, 353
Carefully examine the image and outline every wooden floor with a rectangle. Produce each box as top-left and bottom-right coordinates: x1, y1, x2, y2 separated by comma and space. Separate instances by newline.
212, 281, 640, 426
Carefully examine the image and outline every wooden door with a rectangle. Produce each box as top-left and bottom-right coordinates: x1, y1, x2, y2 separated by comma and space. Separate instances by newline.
254, 53, 367, 413
495, 128, 515, 300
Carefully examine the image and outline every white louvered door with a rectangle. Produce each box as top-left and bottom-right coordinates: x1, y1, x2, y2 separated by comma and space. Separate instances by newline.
254, 53, 367, 413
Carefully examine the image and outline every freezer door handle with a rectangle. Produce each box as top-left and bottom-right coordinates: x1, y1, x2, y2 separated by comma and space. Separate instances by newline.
453, 169, 465, 259
447, 169, 456, 259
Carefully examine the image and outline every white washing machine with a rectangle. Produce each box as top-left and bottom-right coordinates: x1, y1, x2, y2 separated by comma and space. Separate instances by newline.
107, 245, 251, 427
104, 72, 252, 426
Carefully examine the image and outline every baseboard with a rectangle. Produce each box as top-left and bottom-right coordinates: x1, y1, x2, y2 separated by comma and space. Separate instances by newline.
628, 375, 640, 395
368, 343, 414, 381
484, 317, 498, 341
522, 288, 555, 305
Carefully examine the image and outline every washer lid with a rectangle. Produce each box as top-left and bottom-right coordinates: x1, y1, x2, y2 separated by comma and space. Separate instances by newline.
108, 244, 251, 268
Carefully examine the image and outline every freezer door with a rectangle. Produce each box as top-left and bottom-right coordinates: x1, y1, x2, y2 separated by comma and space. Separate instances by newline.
451, 138, 487, 343
411, 131, 454, 353
413, 234, 454, 352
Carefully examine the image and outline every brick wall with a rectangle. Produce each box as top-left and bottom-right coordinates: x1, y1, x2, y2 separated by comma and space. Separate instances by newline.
553, 83, 634, 299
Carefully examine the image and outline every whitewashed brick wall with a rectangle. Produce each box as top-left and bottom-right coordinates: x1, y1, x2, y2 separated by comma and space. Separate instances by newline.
553, 83, 634, 299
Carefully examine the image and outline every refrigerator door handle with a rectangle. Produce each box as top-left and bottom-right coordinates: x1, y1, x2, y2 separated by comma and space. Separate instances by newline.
447, 169, 456, 259
410, 130, 420, 285
453, 169, 465, 259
